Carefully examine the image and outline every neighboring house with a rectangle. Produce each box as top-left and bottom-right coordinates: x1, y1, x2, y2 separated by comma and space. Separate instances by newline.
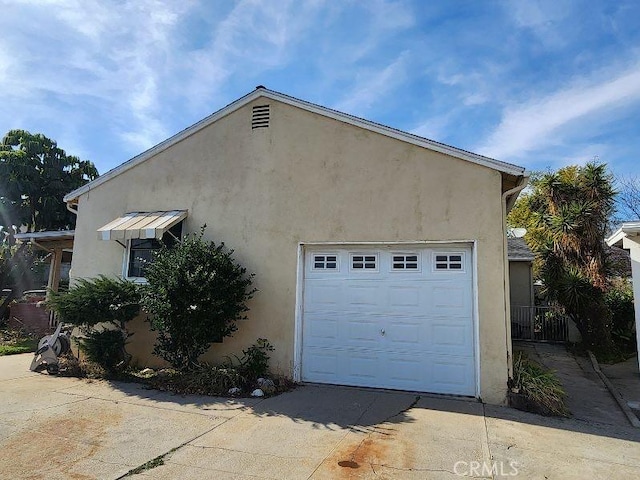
63, 87, 528, 404
606, 223, 640, 371
507, 237, 535, 308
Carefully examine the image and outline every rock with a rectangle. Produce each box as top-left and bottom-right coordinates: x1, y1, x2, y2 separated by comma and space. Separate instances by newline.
251, 388, 264, 397
228, 387, 242, 396
257, 378, 276, 394
140, 368, 154, 375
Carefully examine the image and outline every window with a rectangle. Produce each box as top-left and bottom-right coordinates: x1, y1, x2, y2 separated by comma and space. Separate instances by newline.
127, 222, 183, 279
392, 253, 419, 270
434, 253, 464, 271
313, 254, 338, 270
351, 253, 378, 270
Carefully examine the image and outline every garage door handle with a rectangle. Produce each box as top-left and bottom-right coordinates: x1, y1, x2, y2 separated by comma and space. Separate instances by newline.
380, 329, 385, 336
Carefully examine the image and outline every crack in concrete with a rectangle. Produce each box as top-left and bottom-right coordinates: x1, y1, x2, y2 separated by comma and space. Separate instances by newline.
183, 443, 323, 461
1, 396, 89, 415
481, 403, 495, 480
164, 460, 284, 480
116, 394, 259, 478
369, 462, 492, 477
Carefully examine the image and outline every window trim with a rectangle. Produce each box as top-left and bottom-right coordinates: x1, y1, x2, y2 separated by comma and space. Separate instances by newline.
432, 252, 465, 273
310, 252, 340, 272
349, 252, 379, 272
390, 252, 421, 272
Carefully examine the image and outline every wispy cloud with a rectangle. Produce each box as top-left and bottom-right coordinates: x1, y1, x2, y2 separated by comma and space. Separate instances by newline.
332, 52, 410, 116
476, 63, 640, 161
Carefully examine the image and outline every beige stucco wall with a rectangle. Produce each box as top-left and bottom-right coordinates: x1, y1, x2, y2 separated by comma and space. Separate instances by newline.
508, 261, 533, 306
70, 97, 511, 404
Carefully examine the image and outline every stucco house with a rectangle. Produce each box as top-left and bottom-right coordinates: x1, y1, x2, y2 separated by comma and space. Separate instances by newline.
606, 223, 640, 371
63, 87, 528, 404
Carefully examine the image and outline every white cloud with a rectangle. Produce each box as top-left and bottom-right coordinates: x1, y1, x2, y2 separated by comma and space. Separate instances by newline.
332, 52, 409, 115
476, 64, 640, 161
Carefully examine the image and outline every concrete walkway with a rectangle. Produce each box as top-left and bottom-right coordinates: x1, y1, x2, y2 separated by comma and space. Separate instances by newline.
2, 353, 640, 479
513, 342, 631, 426
601, 356, 640, 421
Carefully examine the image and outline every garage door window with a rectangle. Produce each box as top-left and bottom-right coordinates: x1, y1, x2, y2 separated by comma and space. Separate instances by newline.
351, 253, 378, 271
434, 253, 464, 271
313, 254, 338, 270
392, 253, 419, 270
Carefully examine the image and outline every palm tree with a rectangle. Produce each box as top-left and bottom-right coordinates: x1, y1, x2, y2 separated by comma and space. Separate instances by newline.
525, 163, 615, 349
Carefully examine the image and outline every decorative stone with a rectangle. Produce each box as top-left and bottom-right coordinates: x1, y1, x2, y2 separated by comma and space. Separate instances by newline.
257, 378, 276, 394
228, 387, 242, 396
251, 388, 264, 397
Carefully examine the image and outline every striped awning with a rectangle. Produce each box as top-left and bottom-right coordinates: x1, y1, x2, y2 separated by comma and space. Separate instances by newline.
97, 210, 187, 241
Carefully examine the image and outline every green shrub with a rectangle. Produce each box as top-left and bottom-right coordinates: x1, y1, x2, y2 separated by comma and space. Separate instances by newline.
48, 275, 141, 330
228, 338, 275, 381
511, 352, 568, 416
47, 275, 140, 372
605, 278, 636, 353
141, 226, 256, 370
77, 329, 128, 373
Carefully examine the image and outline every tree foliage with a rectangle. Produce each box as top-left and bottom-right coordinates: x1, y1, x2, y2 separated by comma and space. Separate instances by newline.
141, 227, 256, 371
0, 129, 98, 232
508, 163, 617, 349
0, 226, 36, 322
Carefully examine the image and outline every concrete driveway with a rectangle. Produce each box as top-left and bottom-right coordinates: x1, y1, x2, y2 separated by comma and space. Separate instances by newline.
1, 353, 640, 479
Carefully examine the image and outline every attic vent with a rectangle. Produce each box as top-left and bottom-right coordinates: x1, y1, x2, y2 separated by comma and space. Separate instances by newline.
252, 104, 270, 129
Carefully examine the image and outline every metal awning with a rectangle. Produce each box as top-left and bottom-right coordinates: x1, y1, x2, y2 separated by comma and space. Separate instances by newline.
97, 210, 187, 241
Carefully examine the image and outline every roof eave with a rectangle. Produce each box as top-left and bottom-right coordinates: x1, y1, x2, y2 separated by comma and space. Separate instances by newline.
606, 222, 640, 247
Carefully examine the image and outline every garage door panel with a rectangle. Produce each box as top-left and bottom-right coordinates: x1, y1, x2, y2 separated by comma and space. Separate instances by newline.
302, 245, 476, 396
429, 355, 476, 395
430, 321, 474, 354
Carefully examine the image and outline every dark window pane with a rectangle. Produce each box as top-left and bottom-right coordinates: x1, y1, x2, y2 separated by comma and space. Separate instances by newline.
393, 263, 404, 269
353, 256, 363, 262
327, 262, 337, 269
314, 263, 324, 268
327, 256, 337, 262
407, 255, 418, 262
450, 263, 462, 269
436, 255, 447, 262
436, 263, 448, 269
393, 256, 403, 262
449, 255, 462, 262
365, 256, 376, 262
353, 263, 363, 269
365, 263, 375, 269
407, 263, 418, 269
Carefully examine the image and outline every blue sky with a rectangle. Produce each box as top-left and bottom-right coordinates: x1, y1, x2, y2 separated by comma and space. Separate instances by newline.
1, 0, 639, 179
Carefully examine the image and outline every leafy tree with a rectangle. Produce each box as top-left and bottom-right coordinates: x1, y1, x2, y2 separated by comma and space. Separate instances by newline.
0, 129, 98, 232
141, 227, 256, 370
508, 163, 617, 350
0, 226, 36, 322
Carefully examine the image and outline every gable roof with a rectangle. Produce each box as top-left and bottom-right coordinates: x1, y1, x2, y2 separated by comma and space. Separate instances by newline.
64, 87, 527, 203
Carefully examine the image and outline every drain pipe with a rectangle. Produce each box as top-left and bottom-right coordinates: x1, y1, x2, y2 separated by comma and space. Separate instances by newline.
501, 175, 529, 379
66, 201, 78, 216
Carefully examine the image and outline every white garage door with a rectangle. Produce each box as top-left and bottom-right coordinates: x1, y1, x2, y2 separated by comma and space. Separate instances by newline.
301, 245, 476, 396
